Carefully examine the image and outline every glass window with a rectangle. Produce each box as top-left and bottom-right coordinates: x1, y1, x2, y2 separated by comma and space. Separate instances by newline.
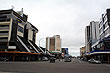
99, 27, 103, 34
103, 14, 107, 22
0, 16, 10, 22
17, 26, 23, 33
105, 28, 110, 36
100, 33, 104, 39
104, 21, 108, 28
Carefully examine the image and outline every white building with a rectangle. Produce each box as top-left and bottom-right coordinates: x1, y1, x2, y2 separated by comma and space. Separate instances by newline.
46, 35, 61, 53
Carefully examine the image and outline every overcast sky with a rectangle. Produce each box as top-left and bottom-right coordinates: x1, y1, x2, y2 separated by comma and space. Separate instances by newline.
0, 0, 110, 56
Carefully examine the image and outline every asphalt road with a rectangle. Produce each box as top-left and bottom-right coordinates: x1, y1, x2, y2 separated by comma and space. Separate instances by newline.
0, 58, 110, 73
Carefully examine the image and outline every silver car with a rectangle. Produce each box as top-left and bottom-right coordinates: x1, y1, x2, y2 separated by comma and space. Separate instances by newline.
64, 56, 71, 62
88, 59, 101, 64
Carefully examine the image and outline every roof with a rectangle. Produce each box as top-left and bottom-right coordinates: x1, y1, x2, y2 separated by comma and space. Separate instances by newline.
26, 22, 39, 33
0, 9, 28, 22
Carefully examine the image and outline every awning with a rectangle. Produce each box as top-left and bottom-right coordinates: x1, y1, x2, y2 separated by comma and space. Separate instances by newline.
90, 50, 110, 55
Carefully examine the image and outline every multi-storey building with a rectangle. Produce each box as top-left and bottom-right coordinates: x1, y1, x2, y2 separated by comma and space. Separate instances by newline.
0, 9, 45, 61
90, 21, 99, 51
85, 9, 110, 63
85, 26, 90, 54
85, 21, 99, 60
46, 35, 61, 53
99, 9, 110, 50
80, 46, 86, 59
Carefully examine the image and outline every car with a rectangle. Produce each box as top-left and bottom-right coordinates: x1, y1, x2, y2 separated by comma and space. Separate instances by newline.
0, 57, 8, 62
88, 59, 101, 64
50, 57, 56, 63
64, 56, 71, 62
42, 57, 48, 61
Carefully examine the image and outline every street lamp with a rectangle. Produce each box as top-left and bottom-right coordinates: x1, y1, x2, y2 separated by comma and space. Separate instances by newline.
39, 38, 45, 47
39, 38, 47, 54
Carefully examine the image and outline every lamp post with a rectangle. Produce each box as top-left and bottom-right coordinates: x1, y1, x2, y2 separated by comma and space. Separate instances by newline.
39, 38, 45, 47
39, 38, 46, 54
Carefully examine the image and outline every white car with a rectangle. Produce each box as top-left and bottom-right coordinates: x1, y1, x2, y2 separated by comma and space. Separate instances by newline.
42, 57, 48, 61
88, 59, 101, 64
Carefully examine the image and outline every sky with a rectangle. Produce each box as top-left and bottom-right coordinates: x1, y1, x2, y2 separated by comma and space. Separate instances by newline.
0, 0, 110, 56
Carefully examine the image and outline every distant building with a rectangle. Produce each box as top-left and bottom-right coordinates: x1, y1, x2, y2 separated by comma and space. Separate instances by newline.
90, 21, 99, 51
85, 21, 99, 53
46, 35, 61, 53
80, 46, 86, 58
85, 26, 90, 54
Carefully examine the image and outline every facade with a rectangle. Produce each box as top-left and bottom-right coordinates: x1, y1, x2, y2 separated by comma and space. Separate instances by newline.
90, 21, 99, 51
0, 9, 45, 61
85, 26, 90, 53
46, 35, 61, 53
54, 35, 61, 51
85, 9, 110, 63
98, 9, 110, 50
85, 21, 99, 54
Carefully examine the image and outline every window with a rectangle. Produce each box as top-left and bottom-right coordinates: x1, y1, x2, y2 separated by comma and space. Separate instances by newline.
105, 28, 110, 37
103, 15, 107, 23
0, 25, 9, 27
100, 33, 104, 39
0, 16, 10, 22
0, 37, 8, 42
0, 31, 8, 33
17, 26, 23, 33
99, 27, 103, 34
104, 21, 108, 29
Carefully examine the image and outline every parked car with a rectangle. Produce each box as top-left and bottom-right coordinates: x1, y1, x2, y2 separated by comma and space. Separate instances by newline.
64, 56, 71, 62
42, 57, 48, 61
0, 57, 8, 62
88, 59, 101, 64
50, 56, 56, 63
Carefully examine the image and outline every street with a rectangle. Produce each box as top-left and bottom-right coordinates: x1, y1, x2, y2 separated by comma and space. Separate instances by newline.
0, 58, 110, 73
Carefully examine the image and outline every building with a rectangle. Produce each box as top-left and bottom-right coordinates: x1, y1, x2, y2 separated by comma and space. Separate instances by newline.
85, 21, 99, 53
90, 21, 99, 51
85, 26, 90, 54
0, 9, 44, 61
46, 35, 61, 53
85, 9, 110, 63
94, 9, 110, 63
80, 46, 86, 59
